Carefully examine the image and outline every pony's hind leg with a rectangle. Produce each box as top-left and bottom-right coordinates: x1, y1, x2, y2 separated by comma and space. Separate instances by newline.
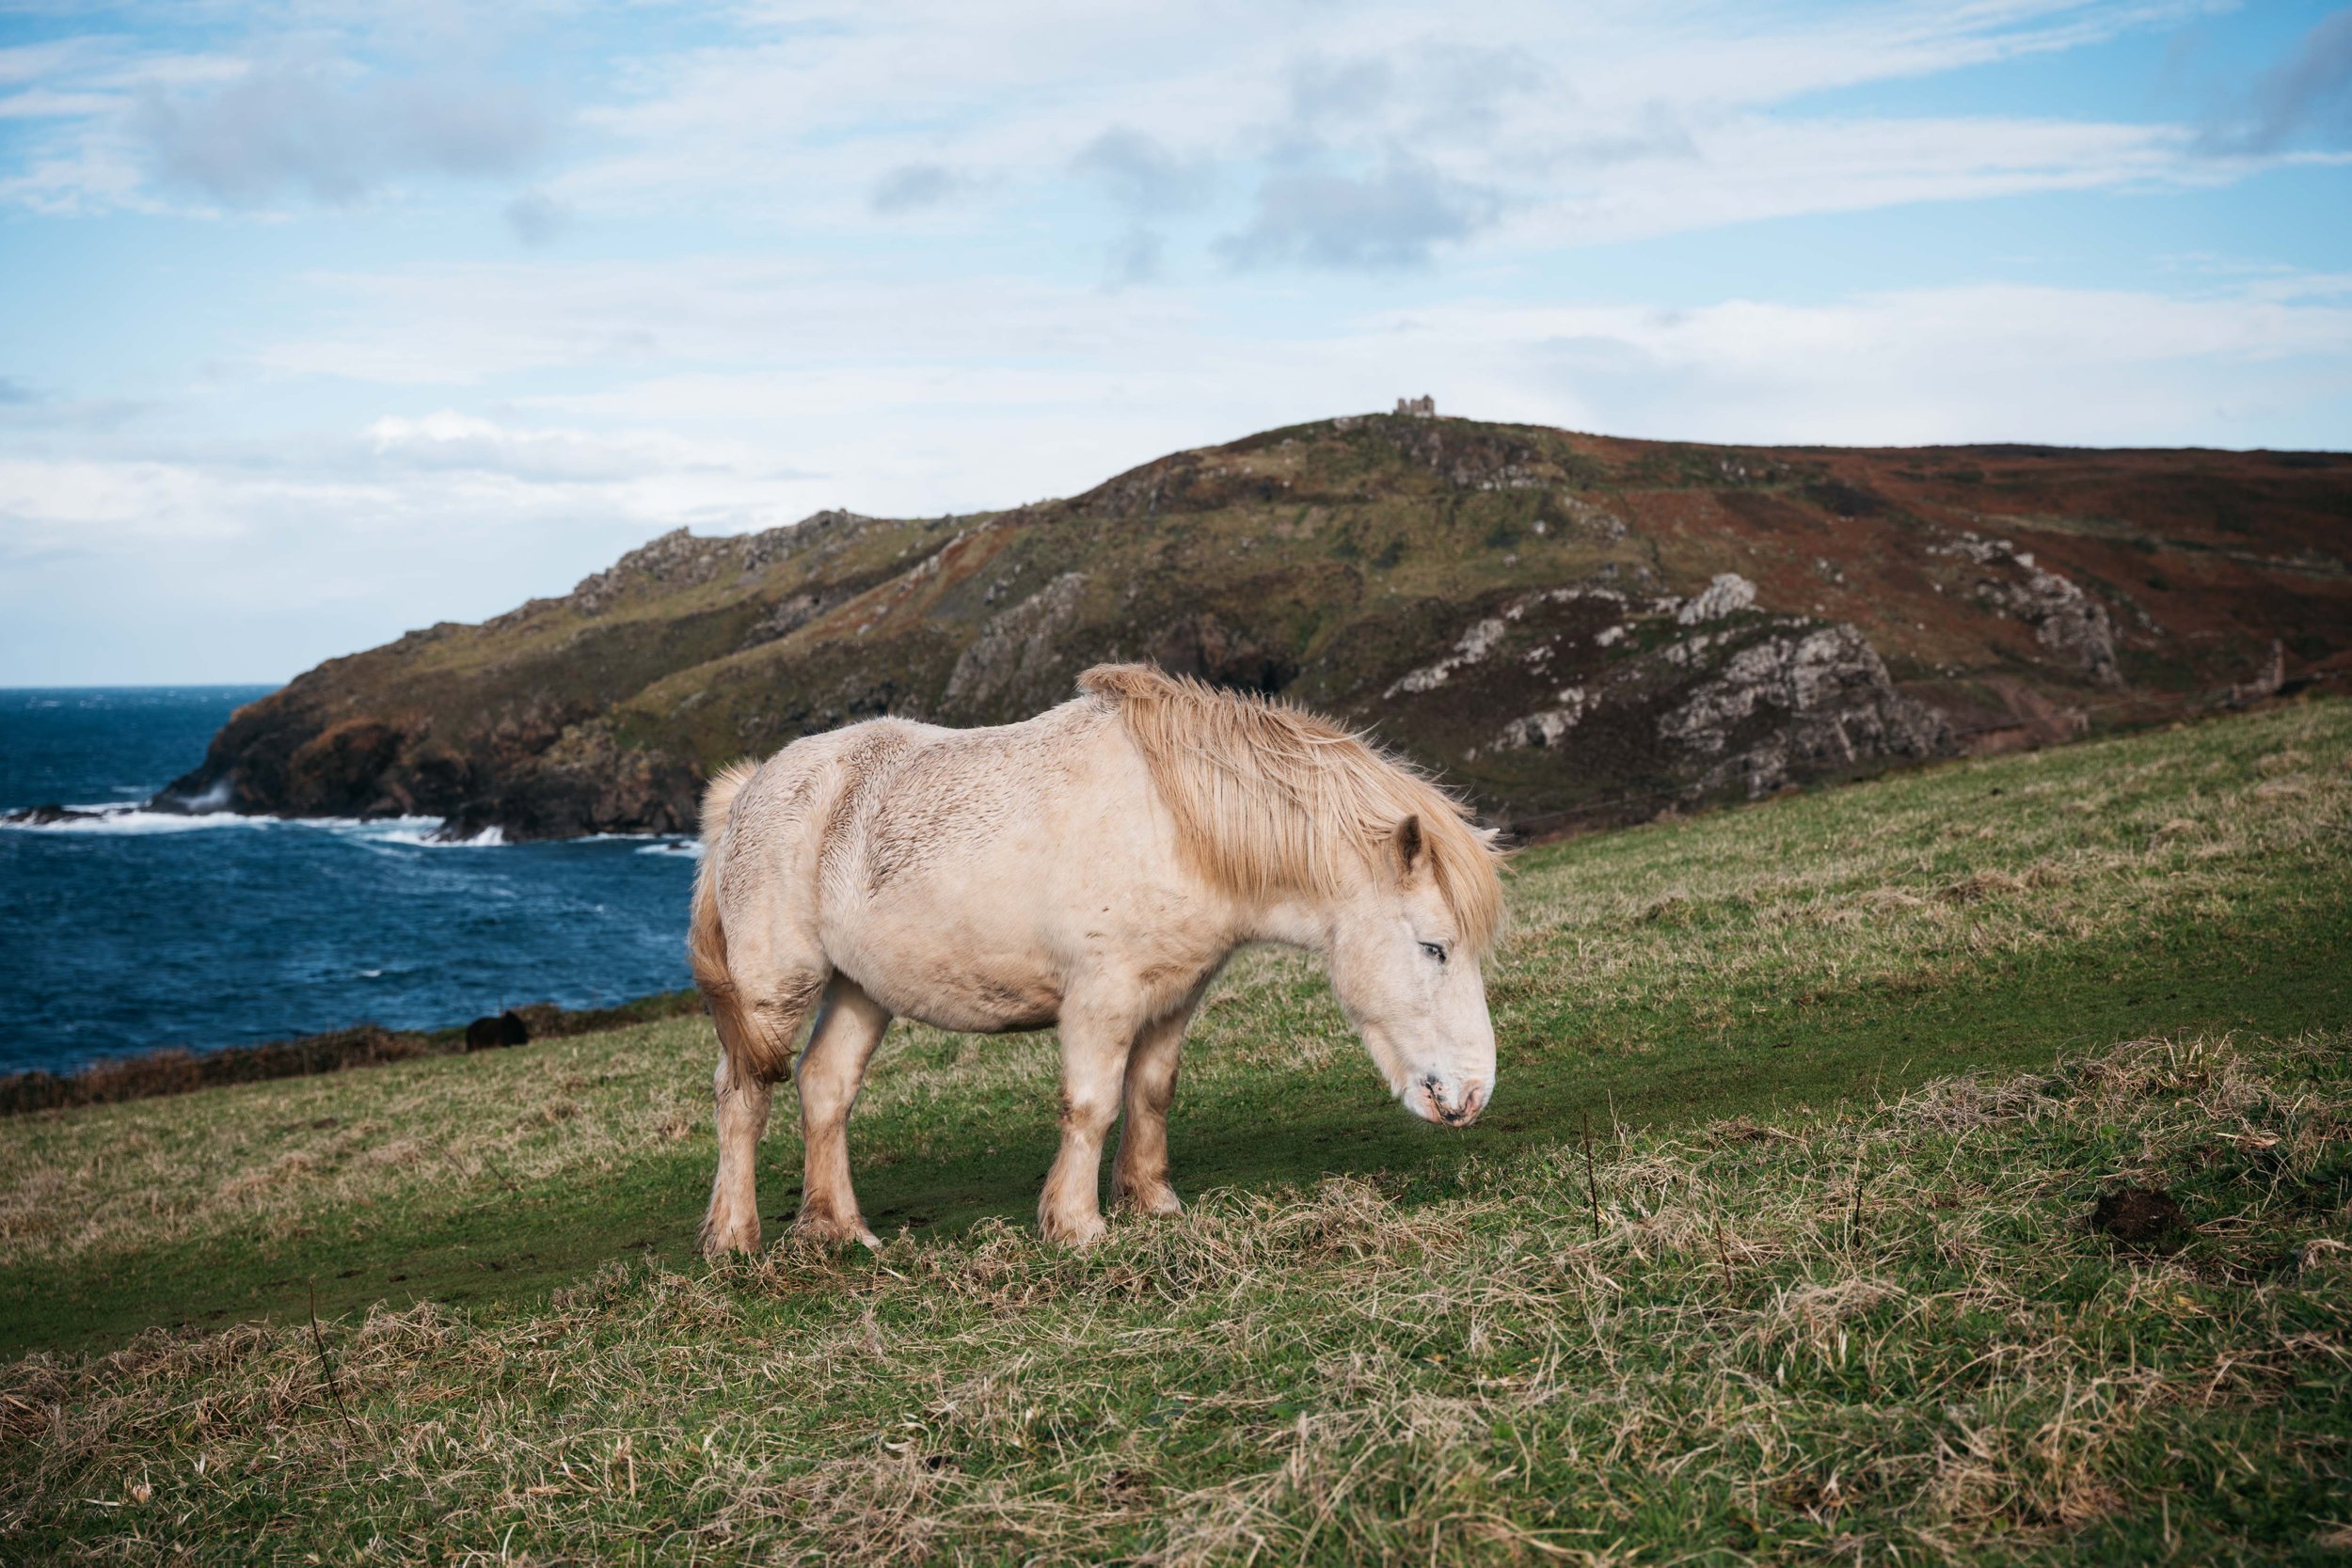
794, 974, 892, 1247
701, 970, 825, 1258
702, 1053, 773, 1256
1113, 996, 1201, 1218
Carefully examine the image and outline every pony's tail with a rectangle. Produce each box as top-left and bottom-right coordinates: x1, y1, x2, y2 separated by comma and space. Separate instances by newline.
689, 761, 764, 1092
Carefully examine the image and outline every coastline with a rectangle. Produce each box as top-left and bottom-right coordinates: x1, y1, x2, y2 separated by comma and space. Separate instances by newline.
0, 989, 706, 1117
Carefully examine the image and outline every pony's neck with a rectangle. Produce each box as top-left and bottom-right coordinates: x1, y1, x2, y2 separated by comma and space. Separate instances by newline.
1233, 889, 1344, 955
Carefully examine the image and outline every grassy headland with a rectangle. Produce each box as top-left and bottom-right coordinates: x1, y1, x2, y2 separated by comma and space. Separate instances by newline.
163, 416, 2352, 843
1, 698, 2345, 1561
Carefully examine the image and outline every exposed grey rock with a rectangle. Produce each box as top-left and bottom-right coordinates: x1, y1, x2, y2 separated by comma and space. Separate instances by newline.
2229, 639, 2287, 705
1658, 624, 1950, 797
1677, 573, 1757, 625
1972, 564, 2120, 686
1388, 616, 1508, 696
1933, 534, 2009, 566
1485, 688, 1597, 753
1935, 531, 2121, 686
1386, 420, 1552, 491
743, 588, 835, 649
946, 572, 1089, 708
1550, 493, 1629, 541
568, 511, 864, 617
1504, 585, 1625, 621
1662, 628, 1730, 669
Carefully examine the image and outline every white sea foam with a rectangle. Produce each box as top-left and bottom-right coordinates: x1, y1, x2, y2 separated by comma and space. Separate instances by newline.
322, 817, 495, 847
179, 777, 234, 813
4, 804, 699, 854
2, 807, 452, 840
0, 805, 273, 835
306, 816, 439, 843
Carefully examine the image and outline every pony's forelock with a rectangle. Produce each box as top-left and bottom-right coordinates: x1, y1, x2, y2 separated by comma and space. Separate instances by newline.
1079, 663, 1506, 953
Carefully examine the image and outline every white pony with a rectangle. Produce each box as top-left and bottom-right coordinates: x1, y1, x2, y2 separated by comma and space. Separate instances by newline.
689, 663, 1505, 1253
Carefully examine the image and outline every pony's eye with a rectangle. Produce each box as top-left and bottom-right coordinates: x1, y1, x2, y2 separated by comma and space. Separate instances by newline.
1420, 942, 1448, 964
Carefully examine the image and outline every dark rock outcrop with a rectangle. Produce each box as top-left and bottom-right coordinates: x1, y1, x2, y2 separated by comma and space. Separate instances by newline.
465, 1011, 531, 1051
2, 803, 103, 826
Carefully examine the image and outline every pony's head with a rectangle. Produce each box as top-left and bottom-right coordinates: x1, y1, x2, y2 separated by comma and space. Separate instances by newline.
1327, 814, 1497, 1126
1079, 662, 1507, 1128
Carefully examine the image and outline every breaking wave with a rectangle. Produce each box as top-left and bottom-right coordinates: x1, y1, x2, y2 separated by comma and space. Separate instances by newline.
0, 805, 277, 835
1, 807, 504, 847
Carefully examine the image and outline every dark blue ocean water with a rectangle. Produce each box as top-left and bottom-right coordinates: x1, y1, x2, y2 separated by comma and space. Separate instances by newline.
0, 688, 699, 1077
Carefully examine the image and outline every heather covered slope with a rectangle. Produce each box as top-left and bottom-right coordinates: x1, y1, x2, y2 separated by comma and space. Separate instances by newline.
164, 414, 2352, 839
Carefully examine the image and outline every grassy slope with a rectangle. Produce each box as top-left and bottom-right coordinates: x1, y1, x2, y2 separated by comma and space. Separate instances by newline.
1, 699, 2346, 1560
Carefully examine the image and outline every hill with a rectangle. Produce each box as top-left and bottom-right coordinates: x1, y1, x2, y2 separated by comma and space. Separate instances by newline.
3, 698, 2346, 1560
156, 413, 2352, 839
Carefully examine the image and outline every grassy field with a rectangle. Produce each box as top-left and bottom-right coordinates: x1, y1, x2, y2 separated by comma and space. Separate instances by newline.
1, 699, 2347, 1561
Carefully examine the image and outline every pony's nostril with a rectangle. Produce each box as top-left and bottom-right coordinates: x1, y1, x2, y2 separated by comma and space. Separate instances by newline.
1437, 1084, 1486, 1126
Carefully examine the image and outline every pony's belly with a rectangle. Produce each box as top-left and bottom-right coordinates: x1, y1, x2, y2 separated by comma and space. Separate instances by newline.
851, 953, 1062, 1036
911, 997, 1060, 1036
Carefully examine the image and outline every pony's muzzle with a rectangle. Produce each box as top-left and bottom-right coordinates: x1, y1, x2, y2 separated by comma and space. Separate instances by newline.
1411, 1073, 1489, 1128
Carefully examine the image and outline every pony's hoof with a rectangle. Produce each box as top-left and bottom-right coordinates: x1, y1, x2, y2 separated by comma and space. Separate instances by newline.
793, 1211, 876, 1249
698, 1219, 762, 1259
1041, 1211, 1108, 1248
1116, 1183, 1184, 1218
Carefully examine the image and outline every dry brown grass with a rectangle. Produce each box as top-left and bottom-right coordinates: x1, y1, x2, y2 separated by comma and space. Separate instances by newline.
6, 1027, 2349, 1563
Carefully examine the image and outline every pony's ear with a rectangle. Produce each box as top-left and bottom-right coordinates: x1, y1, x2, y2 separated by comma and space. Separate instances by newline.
1392, 815, 1426, 876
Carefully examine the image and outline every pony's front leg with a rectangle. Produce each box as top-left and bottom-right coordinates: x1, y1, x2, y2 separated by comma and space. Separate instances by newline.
794, 974, 892, 1247
1040, 1004, 1136, 1246
1113, 1000, 1199, 1217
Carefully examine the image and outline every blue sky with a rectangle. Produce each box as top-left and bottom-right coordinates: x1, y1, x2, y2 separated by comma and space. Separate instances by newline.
2, 1, 2347, 685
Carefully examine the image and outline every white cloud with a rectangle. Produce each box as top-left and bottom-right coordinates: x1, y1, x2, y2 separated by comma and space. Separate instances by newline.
363, 410, 727, 483
250, 257, 1208, 385
544, 0, 2252, 263
187, 264, 2352, 531
135, 60, 552, 205
1384, 277, 2352, 446
0, 1, 2294, 261
1217, 153, 1502, 271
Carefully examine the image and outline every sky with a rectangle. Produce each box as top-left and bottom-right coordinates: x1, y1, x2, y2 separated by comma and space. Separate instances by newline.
1, 1, 2348, 686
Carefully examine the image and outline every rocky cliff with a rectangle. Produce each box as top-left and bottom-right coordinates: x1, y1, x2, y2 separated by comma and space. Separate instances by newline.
161, 415, 2352, 839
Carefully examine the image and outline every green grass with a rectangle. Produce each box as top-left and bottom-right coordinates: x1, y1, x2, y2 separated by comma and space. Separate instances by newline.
2, 699, 2347, 1561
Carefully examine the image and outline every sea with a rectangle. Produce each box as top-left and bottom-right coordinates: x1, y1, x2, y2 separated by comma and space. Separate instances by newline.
0, 688, 700, 1078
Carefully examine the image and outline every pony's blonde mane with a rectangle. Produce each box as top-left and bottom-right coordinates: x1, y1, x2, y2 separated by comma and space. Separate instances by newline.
1080, 663, 1506, 954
